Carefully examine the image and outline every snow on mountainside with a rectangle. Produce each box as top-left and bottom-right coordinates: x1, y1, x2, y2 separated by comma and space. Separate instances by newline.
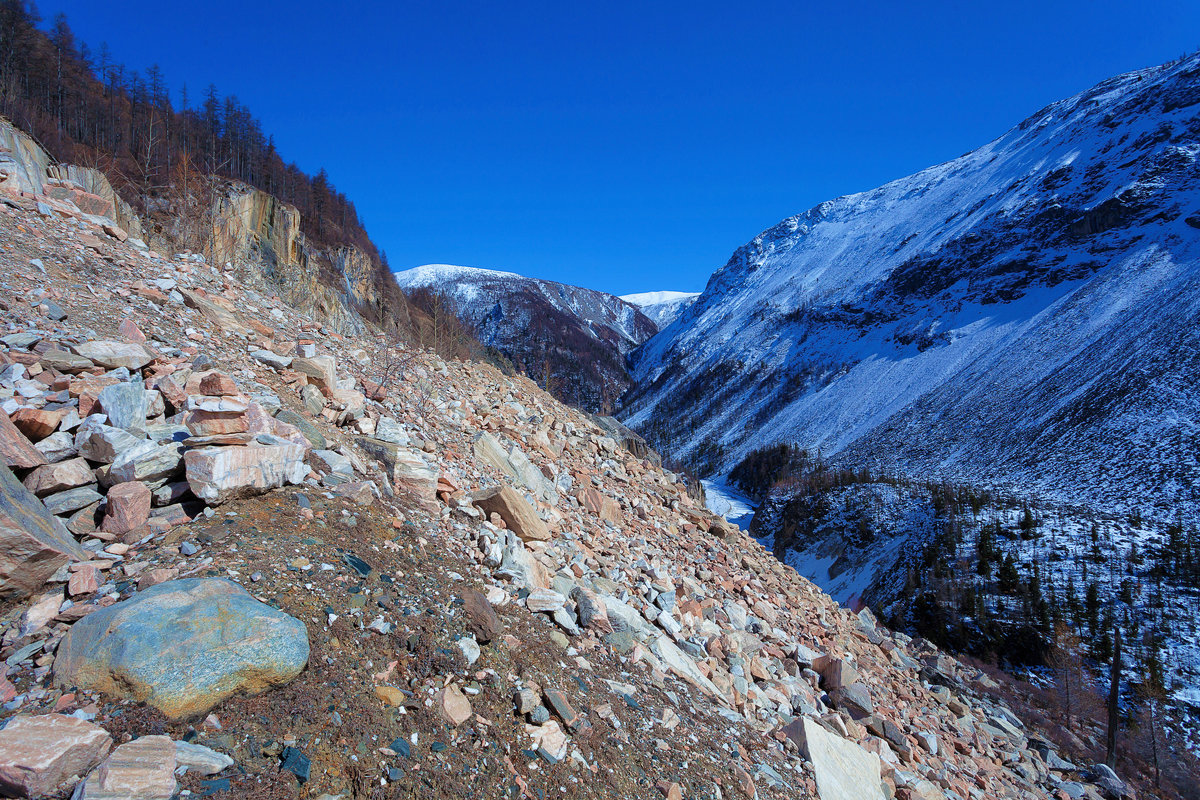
619, 290, 701, 328
395, 264, 657, 412
622, 53, 1200, 522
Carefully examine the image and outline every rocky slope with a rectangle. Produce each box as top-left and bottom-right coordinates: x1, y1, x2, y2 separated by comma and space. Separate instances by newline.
395, 265, 657, 413
0, 149, 1156, 800
619, 291, 701, 329
622, 53, 1200, 523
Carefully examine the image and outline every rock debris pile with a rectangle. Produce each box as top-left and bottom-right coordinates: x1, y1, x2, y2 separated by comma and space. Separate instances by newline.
0, 147, 1130, 799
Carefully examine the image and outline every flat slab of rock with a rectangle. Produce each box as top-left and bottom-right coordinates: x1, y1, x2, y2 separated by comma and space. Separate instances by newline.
473, 432, 556, 502
784, 717, 885, 800
54, 578, 310, 720
0, 462, 88, 598
184, 443, 307, 504
80, 735, 176, 800
69, 341, 154, 370
0, 714, 112, 797
471, 484, 551, 541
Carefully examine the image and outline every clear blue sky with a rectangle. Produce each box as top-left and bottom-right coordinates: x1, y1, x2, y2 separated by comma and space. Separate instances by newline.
41, 1, 1200, 296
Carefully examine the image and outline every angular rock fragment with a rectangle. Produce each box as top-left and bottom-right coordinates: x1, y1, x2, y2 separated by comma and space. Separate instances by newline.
79, 734, 176, 800
0, 462, 87, 598
70, 341, 154, 370
0, 714, 112, 798
0, 412, 47, 468
784, 717, 885, 800
184, 443, 307, 504
471, 485, 551, 542
357, 438, 437, 510
100, 481, 151, 534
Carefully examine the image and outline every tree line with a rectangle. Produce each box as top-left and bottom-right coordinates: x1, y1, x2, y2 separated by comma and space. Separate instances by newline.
0, 1, 376, 260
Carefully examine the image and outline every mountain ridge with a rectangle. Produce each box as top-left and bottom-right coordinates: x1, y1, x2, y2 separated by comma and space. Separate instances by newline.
620, 51, 1200, 523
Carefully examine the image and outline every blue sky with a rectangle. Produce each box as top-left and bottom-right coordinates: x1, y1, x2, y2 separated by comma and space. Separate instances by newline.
42, 1, 1200, 296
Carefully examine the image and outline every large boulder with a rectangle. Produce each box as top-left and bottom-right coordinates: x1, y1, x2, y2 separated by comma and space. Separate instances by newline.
292, 356, 338, 394
183, 443, 307, 504
54, 578, 310, 720
0, 714, 112, 797
0, 462, 88, 599
472, 433, 556, 503
783, 717, 885, 800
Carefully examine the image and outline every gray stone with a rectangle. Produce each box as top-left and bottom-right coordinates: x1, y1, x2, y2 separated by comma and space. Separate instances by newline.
250, 350, 292, 370
300, 384, 325, 415
69, 341, 154, 370
96, 381, 148, 434
375, 417, 409, 445
42, 485, 104, 515
472, 432, 556, 503
274, 409, 325, 450
173, 740, 233, 775
311, 449, 353, 476
40, 350, 94, 373
55, 578, 310, 720
107, 441, 184, 485
357, 438, 438, 511
76, 423, 145, 464
34, 431, 77, 463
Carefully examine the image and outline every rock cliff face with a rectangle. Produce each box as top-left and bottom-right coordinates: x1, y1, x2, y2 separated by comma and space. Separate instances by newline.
0, 118, 142, 241
1, 116, 386, 337
191, 184, 381, 336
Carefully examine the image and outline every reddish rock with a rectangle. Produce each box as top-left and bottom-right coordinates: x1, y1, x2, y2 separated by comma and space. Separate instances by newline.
437, 684, 473, 726
0, 412, 45, 469
117, 318, 146, 343
79, 735, 176, 800
23, 458, 96, 496
10, 407, 66, 442
68, 564, 101, 596
198, 373, 239, 396
100, 482, 151, 535
463, 588, 502, 643
183, 410, 248, 436
471, 485, 551, 542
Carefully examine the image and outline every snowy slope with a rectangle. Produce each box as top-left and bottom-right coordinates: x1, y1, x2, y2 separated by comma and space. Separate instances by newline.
395, 264, 657, 412
619, 290, 701, 328
622, 53, 1200, 522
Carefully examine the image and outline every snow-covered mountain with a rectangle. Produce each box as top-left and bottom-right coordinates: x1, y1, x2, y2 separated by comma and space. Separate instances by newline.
394, 264, 656, 412
622, 53, 1200, 522
619, 290, 701, 328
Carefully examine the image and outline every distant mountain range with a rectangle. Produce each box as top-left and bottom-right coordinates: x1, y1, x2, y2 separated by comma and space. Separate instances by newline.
393, 264, 659, 412
619, 291, 700, 328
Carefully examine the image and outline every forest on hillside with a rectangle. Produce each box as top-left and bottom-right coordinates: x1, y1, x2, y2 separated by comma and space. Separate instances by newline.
0, 0, 376, 261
